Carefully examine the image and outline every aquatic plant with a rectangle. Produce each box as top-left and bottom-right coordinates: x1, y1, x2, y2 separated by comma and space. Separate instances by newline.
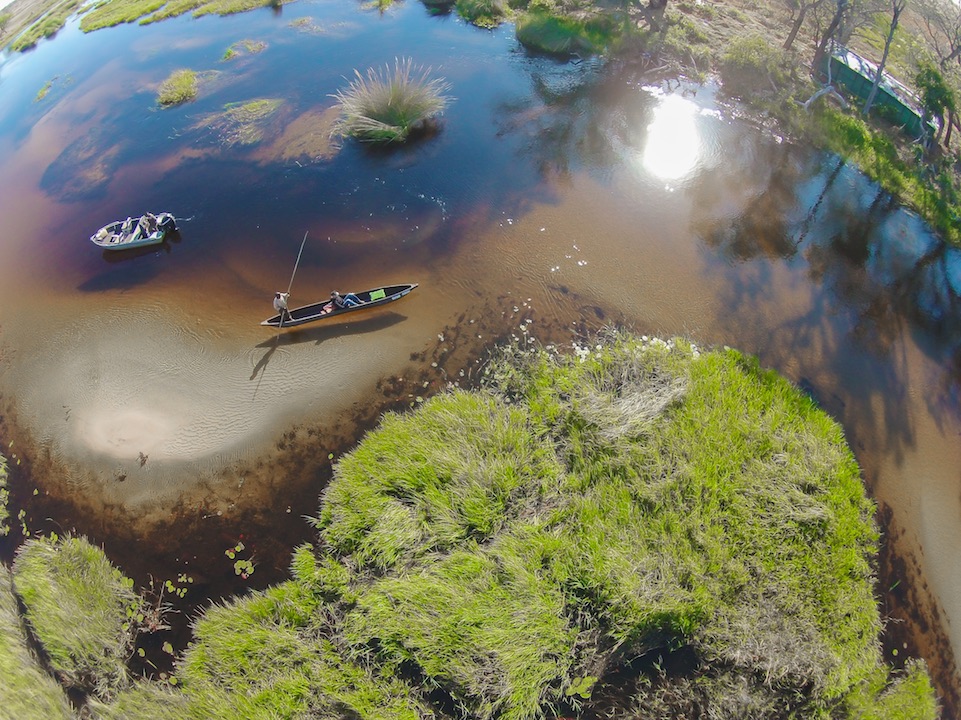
12, 534, 143, 700
331, 58, 452, 143
0, 567, 73, 719
35, 81, 53, 102
198, 98, 284, 146
454, 0, 507, 28
222, 38, 267, 60
157, 69, 198, 107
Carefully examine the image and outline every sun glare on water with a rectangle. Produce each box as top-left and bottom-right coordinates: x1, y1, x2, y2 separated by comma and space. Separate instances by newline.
640, 93, 701, 183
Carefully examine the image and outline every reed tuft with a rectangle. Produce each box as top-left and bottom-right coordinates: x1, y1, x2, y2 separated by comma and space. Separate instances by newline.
331, 57, 452, 143
157, 69, 198, 107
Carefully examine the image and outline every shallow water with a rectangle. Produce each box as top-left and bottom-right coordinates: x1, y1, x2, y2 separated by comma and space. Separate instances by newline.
1, 2, 960, 712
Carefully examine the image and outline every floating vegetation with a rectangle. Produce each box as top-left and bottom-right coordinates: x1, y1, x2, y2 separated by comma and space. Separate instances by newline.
0, 567, 73, 720
11, 535, 143, 700
195, 98, 284, 146
254, 106, 341, 164
35, 78, 56, 102
157, 68, 198, 107
287, 15, 355, 36
222, 38, 267, 61
331, 57, 451, 143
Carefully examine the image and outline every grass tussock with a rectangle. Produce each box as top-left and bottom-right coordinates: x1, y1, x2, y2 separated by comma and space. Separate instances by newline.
455, 0, 507, 28
157, 69, 198, 107
0, 567, 73, 719
12, 534, 143, 700
0, 453, 8, 537
331, 57, 451, 143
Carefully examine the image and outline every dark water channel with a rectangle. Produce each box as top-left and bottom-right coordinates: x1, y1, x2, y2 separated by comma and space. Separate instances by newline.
1, 1, 960, 714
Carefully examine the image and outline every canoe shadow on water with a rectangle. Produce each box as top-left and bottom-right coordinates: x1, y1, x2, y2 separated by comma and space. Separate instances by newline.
250, 311, 408, 383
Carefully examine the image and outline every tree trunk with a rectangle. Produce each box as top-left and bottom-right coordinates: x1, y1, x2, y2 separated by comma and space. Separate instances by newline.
863, 1, 906, 117
946, 107, 956, 148
812, 0, 849, 78
784, 6, 809, 50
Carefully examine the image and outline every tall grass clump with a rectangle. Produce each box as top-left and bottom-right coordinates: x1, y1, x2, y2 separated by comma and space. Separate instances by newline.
331, 58, 451, 143
162, 580, 427, 719
0, 452, 8, 536
157, 69, 198, 107
12, 534, 143, 700
0, 567, 73, 719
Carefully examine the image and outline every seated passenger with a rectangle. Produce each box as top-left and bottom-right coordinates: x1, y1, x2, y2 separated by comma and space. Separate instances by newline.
330, 290, 361, 308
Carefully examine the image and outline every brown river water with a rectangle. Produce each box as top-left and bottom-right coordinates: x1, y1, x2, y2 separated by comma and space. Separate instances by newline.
0, 3, 959, 713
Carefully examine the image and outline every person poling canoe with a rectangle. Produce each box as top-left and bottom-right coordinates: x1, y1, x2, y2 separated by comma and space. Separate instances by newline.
261, 283, 419, 328
273, 291, 291, 320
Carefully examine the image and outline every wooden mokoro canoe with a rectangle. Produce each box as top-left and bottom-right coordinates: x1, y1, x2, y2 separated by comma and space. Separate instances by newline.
261, 283, 418, 329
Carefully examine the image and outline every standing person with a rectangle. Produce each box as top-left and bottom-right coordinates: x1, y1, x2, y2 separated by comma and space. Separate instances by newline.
330, 290, 361, 308
273, 291, 291, 320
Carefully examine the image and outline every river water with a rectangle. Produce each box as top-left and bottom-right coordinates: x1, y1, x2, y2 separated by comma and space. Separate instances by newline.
0, 1, 959, 712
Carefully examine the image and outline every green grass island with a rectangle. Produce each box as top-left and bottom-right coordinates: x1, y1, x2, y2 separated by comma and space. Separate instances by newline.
0, 332, 940, 719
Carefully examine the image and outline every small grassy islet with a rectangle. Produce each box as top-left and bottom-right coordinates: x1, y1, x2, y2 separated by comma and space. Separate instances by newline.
157, 68, 198, 107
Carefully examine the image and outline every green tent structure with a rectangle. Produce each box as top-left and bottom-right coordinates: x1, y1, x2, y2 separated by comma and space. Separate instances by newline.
822, 45, 936, 140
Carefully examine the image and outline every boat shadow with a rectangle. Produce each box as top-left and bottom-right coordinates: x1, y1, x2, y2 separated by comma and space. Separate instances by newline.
250, 311, 407, 382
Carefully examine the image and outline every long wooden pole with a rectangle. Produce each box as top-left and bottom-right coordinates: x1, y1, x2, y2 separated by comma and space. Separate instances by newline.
278, 231, 308, 329
287, 231, 309, 295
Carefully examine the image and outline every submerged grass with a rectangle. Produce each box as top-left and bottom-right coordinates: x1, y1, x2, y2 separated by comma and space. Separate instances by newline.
157, 69, 198, 107
0, 567, 73, 719
331, 57, 451, 143
197, 98, 283, 145
12, 534, 143, 700
221, 38, 266, 60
